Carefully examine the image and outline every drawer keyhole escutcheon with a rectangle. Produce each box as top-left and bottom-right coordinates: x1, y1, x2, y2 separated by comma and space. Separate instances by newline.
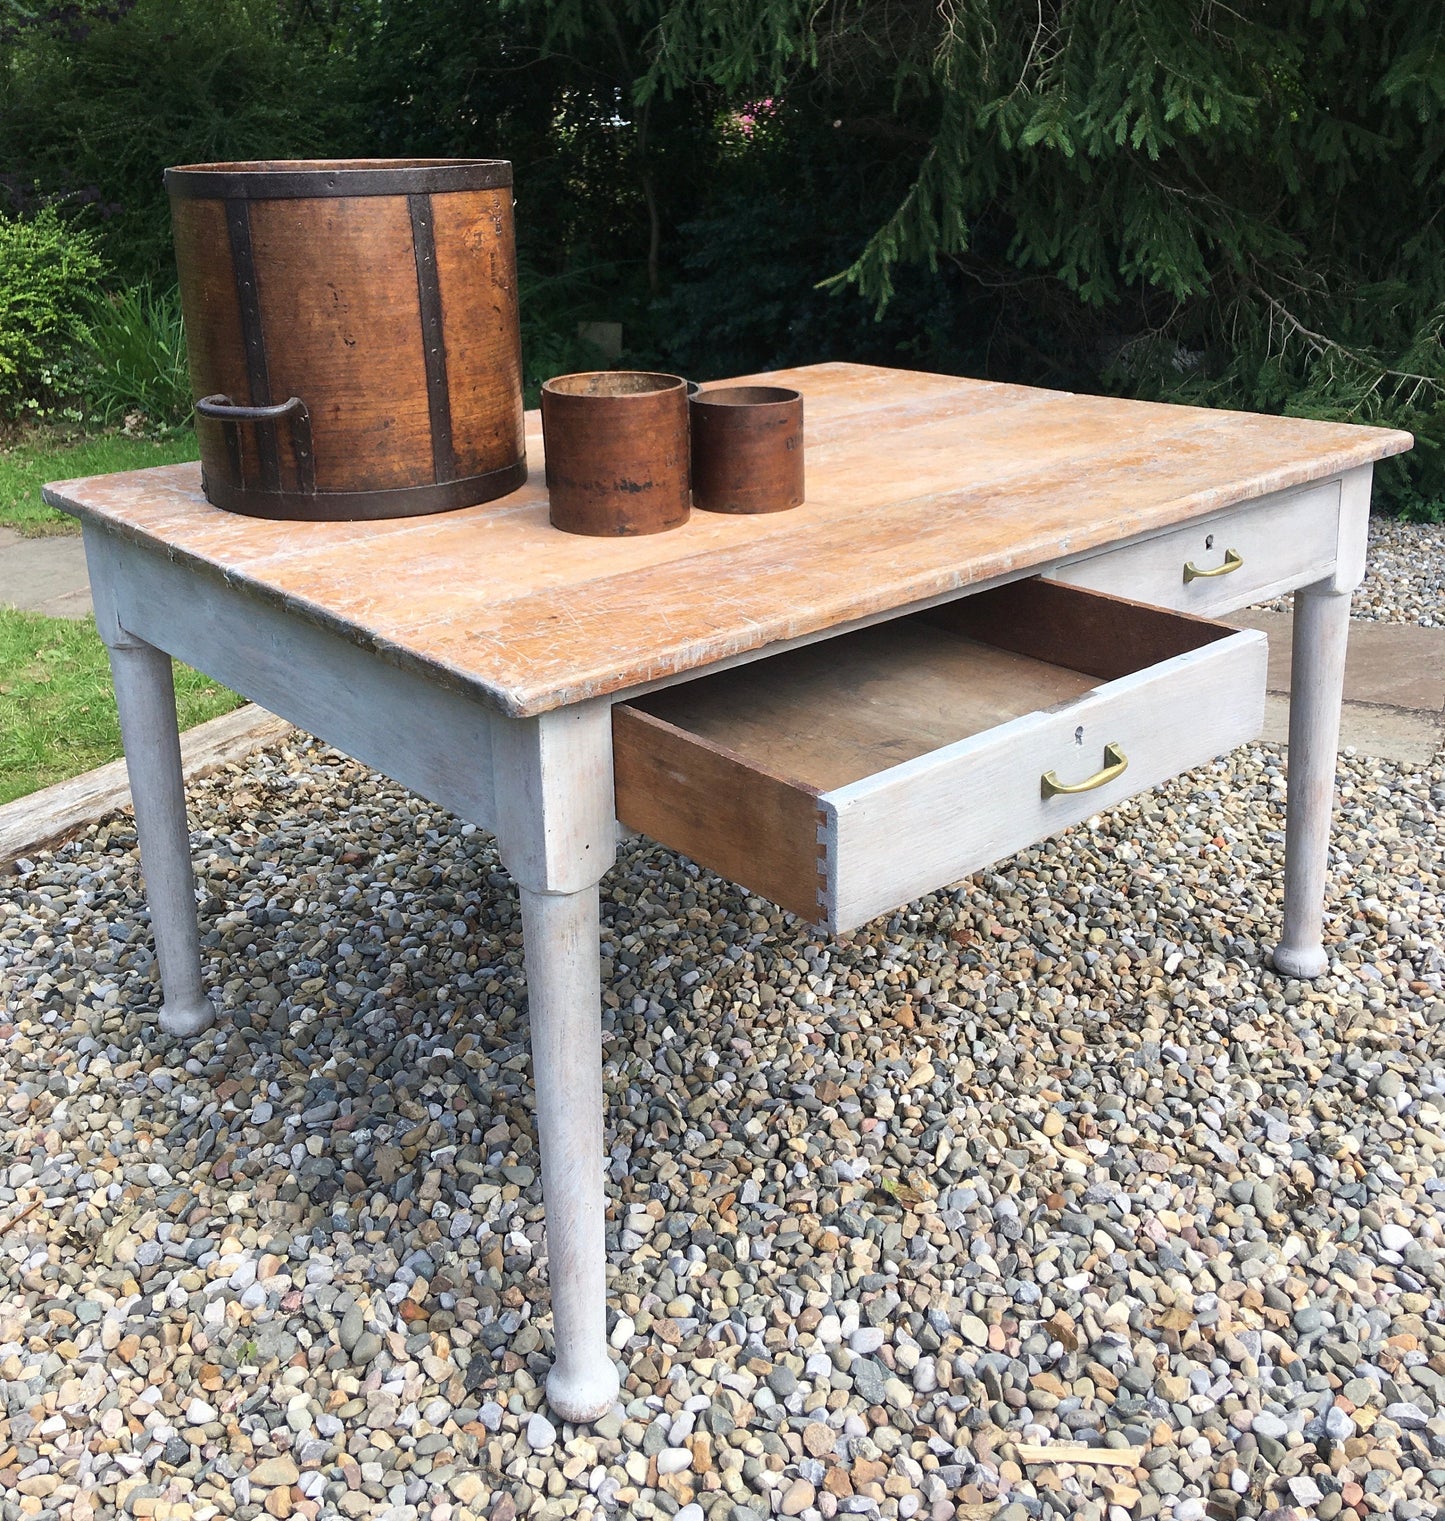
1041, 742, 1129, 798
1183, 547, 1243, 583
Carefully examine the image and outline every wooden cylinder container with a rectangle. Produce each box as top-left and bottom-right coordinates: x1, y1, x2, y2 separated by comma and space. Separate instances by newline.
166, 159, 527, 521
541, 372, 690, 536
689, 385, 804, 514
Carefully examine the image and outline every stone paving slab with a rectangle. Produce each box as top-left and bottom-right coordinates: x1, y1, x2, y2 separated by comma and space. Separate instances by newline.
1233, 608, 1445, 713
0, 525, 93, 618
1260, 693, 1441, 765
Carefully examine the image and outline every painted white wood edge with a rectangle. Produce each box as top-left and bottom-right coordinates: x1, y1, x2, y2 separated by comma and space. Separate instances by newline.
820, 629, 1268, 931
1050, 476, 1340, 575
1330, 464, 1374, 593
1274, 579, 1353, 977
518, 883, 620, 1420
1048, 479, 1342, 618
84, 528, 505, 834
103, 640, 219, 1035
494, 701, 618, 895
0, 704, 291, 873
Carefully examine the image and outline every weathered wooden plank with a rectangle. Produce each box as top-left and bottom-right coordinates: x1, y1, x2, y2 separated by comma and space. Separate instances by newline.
0, 705, 291, 871
1015, 1443, 1145, 1467
612, 704, 826, 921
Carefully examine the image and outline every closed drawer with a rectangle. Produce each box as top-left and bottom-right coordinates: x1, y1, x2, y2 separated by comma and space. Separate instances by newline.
1052, 478, 1341, 616
613, 580, 1267, 932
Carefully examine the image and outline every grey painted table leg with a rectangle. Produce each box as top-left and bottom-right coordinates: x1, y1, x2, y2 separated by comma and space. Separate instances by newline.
1272, 577, 1352, 980
104, 636, 220, 1036
84, 526, 219, 1037
495, 702, 621, 1423
517, 882, 618, 1420
1270, 466, 1374, 980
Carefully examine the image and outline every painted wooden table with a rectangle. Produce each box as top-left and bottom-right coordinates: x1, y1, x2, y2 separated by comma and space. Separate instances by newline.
45, 363, 1411, 1422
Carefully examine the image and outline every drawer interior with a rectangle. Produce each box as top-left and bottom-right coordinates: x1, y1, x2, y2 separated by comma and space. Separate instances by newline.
613, 578, 1256, 924
622, 578, 1232, 790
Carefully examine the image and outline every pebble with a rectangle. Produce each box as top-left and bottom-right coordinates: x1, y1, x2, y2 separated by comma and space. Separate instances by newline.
0, 608, 1441, 1521
250, 1457, 299, 1487
1380, 1219, 1413, 1250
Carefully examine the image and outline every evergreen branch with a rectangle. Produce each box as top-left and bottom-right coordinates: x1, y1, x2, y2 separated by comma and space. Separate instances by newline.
1255, 288, 1444, 395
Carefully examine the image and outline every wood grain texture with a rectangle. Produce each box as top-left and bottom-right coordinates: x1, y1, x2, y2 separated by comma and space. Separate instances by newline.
628, 616, 1097, 790
169, 198, 251, 488
929, 578, 1230, 682
430, 187, 525, 480
612, 705, 826, 920
43, 363, 1412, 715
170, 169, 525, 512
248, 194, 431, 492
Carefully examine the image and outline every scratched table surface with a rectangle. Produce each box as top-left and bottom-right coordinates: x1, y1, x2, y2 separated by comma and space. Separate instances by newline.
45, 363, 1412, 717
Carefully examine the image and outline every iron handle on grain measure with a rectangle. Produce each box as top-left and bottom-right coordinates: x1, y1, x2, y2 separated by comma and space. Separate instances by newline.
195, 394, 316, 495
1182, 547, 1243, 583
1041, 742, 1129, 799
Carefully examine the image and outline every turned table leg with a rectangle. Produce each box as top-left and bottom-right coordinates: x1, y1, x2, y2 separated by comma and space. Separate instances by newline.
1272, 578, 1352, 979
83, 525, 219, 1037
495, 701, 620, 1422
1269, 463, 1375, 981
104, 636, 220, 1036
518, 883, 619, 1419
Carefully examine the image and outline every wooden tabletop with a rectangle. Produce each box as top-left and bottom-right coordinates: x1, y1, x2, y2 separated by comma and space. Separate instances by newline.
46, 363, 1412, 717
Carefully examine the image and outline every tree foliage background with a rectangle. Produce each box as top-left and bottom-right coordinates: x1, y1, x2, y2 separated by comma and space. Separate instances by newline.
2, 0, 1442, 515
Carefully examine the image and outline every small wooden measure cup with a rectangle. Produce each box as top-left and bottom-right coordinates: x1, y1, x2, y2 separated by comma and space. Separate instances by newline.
689, 385, 804, 515
541, 371, 690, 536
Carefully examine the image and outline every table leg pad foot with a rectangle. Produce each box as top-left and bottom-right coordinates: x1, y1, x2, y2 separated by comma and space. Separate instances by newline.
546, 1359, 620, 1424
160, 996, 220, 1037
1270, 944, 1328, 980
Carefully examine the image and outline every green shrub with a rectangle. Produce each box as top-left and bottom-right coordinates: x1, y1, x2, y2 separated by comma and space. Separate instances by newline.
0, 207, 104, 418
84, 285, 193, 427
0, 0, 366, 285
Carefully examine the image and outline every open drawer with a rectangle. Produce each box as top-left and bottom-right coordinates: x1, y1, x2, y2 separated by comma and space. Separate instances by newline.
612, 580, 1267, 932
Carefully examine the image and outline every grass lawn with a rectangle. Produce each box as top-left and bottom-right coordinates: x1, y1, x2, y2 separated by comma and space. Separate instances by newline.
0, 607, 242, 806
1, 427, 199, 535
1, 428, 237, 807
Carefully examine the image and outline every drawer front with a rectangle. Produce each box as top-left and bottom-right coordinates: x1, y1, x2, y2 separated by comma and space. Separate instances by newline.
615, 582, 1269, 933
823, 628, 1266, 929
1051, 479, 1341, 616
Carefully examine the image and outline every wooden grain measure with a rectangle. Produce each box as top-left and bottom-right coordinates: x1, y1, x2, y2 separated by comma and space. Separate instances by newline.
166, 158, 526, 521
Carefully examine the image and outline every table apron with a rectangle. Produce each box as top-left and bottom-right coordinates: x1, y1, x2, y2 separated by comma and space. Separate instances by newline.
88, 529, 504, 834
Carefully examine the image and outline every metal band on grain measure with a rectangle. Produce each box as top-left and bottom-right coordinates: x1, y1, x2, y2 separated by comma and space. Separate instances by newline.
199, 459, 528, 521
223, 199, 281, 493
409, 193, 457, 484
165, 161, 512, 201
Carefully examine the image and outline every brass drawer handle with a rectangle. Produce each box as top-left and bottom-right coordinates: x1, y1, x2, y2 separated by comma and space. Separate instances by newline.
1041, 742, 1128, 798
1183, 547, 1243, 583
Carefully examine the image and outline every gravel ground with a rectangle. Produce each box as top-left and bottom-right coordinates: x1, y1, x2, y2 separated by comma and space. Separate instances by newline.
0, 518, 1441, 1521
1, 723, 1441, 1521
